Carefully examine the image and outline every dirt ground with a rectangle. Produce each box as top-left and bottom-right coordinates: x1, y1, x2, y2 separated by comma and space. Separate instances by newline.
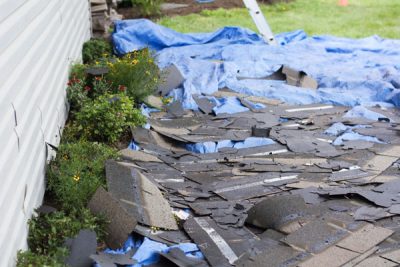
118, 0, 291, 19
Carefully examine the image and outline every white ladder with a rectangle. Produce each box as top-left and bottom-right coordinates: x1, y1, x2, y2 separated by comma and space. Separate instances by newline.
243, 0, 277, 45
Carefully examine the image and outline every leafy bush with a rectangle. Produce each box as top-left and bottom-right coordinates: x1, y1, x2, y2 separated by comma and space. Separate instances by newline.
107, 49, 160, 102
131, 0, 162, 16
75, 93, 146, 143
47, 141, 118, 210
82, 39, 112, 64
17, 249, 67, 267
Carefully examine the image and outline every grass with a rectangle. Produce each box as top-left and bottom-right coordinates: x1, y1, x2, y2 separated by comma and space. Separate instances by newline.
158, 0, 400, 39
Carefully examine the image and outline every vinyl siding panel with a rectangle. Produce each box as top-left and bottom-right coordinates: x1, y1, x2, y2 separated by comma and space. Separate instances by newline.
0, 0, 91, 265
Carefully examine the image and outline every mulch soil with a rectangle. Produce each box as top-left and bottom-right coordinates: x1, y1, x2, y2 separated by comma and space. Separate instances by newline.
118, 0, 290, 19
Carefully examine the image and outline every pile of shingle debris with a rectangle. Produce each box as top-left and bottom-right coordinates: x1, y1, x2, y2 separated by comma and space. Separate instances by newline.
88, 87, 400, 267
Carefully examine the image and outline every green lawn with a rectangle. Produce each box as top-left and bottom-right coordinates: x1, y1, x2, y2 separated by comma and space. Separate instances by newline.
158, 0, 400, 39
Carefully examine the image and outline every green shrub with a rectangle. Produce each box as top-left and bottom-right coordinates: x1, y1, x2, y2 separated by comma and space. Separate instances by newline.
131, 0, 162, 16
75, 93, 146, 143
107, 49, 160, 103
82, 39, 113, 64
17, 249, 67, 267
47, 141, 118, 210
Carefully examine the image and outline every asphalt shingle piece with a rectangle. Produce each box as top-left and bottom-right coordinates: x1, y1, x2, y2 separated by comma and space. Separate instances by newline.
65, 230, 97, 267
184, 217, 258, 267
354, 256, 397, 267
106, 160, 178, 230
282, 219, 348, 253
90, 251, 136, 267
353, 206, 392, 222
246, 195, 313, 233
88, 187, 137, 249
159, 247, 209, 267
381, 249, 400, 264
298, 246, 359, 267
235, 243, 306, 267
211, 173, 297, 201
336, 223, 393, 254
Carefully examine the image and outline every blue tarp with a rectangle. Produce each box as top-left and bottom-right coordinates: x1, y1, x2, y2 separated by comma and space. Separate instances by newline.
186, 137, 276, 153
95, 236, 203, 267
324, 122, 384, 146
344, 106, 391, 121
113, 19, 400, 110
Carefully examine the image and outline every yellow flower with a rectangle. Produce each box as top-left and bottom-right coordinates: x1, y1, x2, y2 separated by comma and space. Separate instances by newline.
102, 53, 108, 57
146, 70, 150, 75
132, 59, 139, 65
73, 174, 80, 182
148, 59, 153, 64
95, 61, 100, 65
153, 78, 158, 82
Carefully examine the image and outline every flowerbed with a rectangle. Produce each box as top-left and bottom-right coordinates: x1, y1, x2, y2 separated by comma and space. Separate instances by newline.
17, 39, 160, 265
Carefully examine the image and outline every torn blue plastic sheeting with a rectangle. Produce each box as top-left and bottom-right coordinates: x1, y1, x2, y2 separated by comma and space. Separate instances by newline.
211, 96, 265, 114
95, 236, 203, 267
132, 238, 168, 266
113, 19, 400, 109
324, 122, 349, 136
332, 132, 384, 146
186, 137, 275, 153
344, 106, 391, 122
128, 141, 141, 151
324, 122, 384, 146
141, 104, 159, 118
141, 104, 159, 129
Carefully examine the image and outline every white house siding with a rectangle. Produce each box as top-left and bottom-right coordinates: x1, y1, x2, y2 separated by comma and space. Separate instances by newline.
0, 0, 91, 265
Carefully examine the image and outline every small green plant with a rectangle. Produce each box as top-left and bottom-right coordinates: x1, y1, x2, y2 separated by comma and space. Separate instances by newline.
82, 39, 113, 64
66, 76, 89, 112
107, 49, 160, 103
161, 96, 173, 105
86, 76, 114, 99
75, 93, 146, 143
131, 0, 162, 16
47, 141, 118, 210
17, 249, 67, 267
70, 63, 87, 82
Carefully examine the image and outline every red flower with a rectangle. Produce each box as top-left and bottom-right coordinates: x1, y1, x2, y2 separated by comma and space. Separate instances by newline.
84, 86, 91, 91
67, 81, 72, 86
118, 85, 127, 92
95, 76, 102, 81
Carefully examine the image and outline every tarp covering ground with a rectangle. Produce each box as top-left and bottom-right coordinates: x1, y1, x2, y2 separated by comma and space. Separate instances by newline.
113, 19, 400, 109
